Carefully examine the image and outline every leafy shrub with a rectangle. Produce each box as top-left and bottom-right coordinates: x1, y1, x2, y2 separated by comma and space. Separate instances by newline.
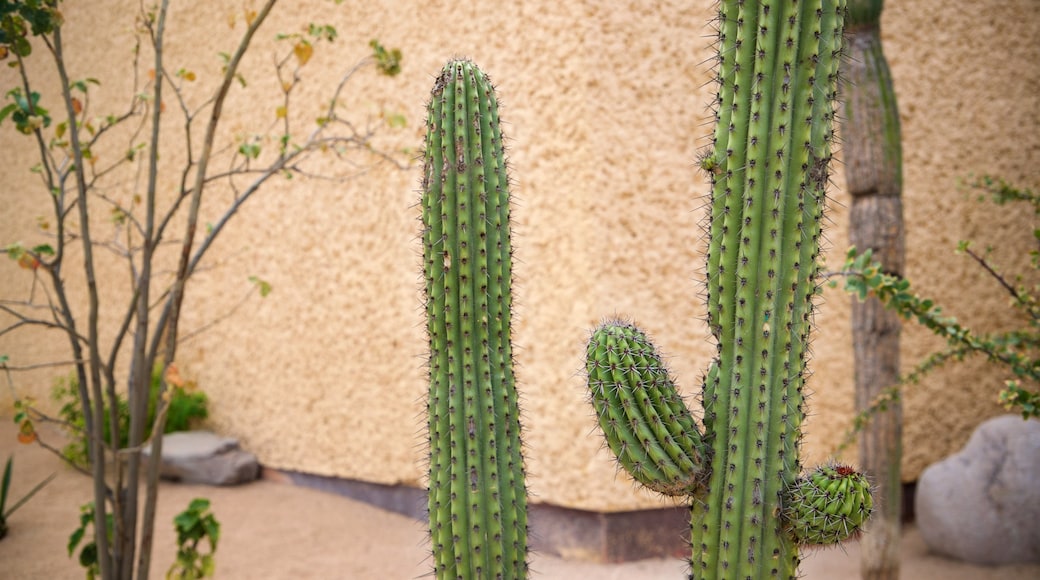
839, 176, 1040, 446
53, 366, 208, 467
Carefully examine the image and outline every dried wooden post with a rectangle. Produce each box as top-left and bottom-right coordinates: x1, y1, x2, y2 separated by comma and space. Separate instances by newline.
841, 1, 905, 578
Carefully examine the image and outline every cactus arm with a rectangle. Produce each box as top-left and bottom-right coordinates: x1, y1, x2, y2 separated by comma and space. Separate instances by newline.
423, 59, 528, 580
586, 322, 706, 496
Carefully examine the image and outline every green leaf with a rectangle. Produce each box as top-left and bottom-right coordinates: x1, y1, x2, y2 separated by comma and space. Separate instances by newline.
201, 554, 216, 576
203, 516, 220, 548
31, 244, 54, 256
67, 526, 85, 556
248, 276, 272, 298
369, 39, 402, 77
238, 142, 260, 159
1, 456, 12, 514
4, 242, 25, 260
70, 80, 88, 93
78, 542, 97, 567
0, 103, 17, 125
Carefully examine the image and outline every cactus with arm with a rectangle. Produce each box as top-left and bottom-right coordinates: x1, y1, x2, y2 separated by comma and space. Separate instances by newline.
421, 59, 528, 580
586, 1, 872, 578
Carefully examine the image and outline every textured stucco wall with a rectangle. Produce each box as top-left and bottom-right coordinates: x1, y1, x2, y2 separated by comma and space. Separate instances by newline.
1, 0, 1037, 512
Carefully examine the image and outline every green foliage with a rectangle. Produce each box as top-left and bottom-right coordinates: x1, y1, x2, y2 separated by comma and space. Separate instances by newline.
67, 498, 220, 580
0, 87, 51, 134
838, 176, 1040, 442
370, 39, 401, 77
68, 501, 110, 579
0, 455, 54, 540
167, 498, 220, 580
52, 367, 209, 468
0, 0, 62, 57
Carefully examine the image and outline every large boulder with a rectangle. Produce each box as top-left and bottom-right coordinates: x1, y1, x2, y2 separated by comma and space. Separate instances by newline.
915, 414, 1040, 564
142, 430, 259, 486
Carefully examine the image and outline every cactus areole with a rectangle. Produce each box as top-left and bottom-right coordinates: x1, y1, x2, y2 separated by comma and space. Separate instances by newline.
421, 59, 529, 580
586, 1, 872, 579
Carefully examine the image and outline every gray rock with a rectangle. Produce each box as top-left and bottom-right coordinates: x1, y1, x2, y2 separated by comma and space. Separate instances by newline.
915, 415, 1040, 564
142, 430, 260, 486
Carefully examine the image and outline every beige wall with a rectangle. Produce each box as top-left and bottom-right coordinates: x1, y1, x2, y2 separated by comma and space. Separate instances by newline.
1, 0, 1037, 512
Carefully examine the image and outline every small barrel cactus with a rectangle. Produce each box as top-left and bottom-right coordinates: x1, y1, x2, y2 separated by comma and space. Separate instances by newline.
785, 464, 874, 545
421, 59, 528, 580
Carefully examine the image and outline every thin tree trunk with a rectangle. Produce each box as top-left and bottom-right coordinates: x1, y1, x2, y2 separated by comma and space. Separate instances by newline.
52, 25, 116, 580
841, 1, 905, 578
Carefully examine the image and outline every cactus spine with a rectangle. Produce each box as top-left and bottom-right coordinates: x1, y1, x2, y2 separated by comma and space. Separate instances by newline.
586, 1, 871, 578
421, 59, 528, 580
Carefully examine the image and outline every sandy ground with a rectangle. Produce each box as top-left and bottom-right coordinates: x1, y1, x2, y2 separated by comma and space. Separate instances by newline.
2, 421, 1038, 579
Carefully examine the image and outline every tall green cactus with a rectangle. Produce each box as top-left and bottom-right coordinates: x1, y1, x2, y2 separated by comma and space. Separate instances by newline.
421, 59, 528, 580
586, 1, 872, 578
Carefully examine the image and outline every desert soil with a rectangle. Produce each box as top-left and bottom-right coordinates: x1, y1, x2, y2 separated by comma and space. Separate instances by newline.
2, 420, 1038, 579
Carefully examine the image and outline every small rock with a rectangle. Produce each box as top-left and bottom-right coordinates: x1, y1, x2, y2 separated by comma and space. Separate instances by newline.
915, 415, 1040, 564
142, 430, 259, 486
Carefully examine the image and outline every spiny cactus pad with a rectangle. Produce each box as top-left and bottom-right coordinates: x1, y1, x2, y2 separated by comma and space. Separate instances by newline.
785, 464, 874, 545
586, 321, 706, 496
422, 59, 528, 580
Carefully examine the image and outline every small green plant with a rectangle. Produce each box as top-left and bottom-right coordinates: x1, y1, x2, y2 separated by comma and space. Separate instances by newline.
838, 176, 1040, 447
0, 455, 55, 540
68, 501, 111, 580
167, 498, 220, 580
67, 498, 219, 580
51, 366, 209, 468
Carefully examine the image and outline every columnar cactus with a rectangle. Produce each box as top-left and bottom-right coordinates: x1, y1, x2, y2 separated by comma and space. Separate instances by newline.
585, 1, 872, 578
421, 59, 528, 580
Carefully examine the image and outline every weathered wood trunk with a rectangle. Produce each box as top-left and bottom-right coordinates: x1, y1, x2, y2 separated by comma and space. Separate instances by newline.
841, 2, 905, 578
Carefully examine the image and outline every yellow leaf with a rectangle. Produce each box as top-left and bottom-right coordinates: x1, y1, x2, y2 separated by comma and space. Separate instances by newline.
244, 9, 257, 26
184, 71, 196, 82
275, 106, 287, 119
281, 81, 292, 92
293, 42, 313, 66
226, 12, 236, 28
